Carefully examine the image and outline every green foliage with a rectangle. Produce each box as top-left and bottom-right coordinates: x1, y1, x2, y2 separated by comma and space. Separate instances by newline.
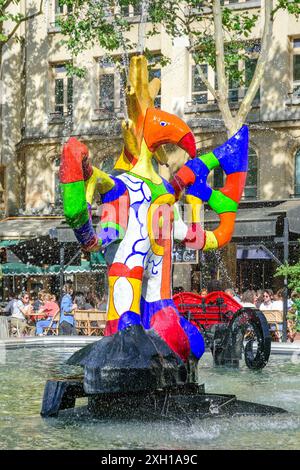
65, 62, 86, 78
55, 0, 300, 92
147, 1, 261, 89
0, 0, 43, 47
275, 261, 300, 293
272, 0, 300, 18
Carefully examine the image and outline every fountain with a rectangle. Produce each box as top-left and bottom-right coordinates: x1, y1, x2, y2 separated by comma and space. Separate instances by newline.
41, 54, 286, 420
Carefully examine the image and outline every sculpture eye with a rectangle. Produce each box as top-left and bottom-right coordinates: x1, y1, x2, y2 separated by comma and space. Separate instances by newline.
160, 121, 168, 127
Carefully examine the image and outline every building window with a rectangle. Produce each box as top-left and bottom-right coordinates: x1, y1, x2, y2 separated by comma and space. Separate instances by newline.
99, 74, 115, 112
295, 149, 300, 196
121, 5, 130, 17
213, 166, 224, 189
148, 67, 161, 108
192, 65, 208, 104
54, 158, 62, 208
119, 4, 142, 17
228, 63, 239, 103
292, 38, 300, 99
133, 3, 142, 16
0, 166, 6, 213
98, 59, 123, 114
54, 0, 72, 27
245, 57, 260, 103
244, 147, 258, 199
221, 0, 253, 4
51, 64, 73, 118
97, 54, 161, 115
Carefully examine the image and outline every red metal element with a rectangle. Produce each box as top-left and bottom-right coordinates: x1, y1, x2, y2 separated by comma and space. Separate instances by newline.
173, 291, 242, 330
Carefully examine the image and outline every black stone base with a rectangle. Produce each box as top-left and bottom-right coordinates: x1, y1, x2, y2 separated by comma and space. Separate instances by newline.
41, 378, 287, 419
67, 325, 187, 394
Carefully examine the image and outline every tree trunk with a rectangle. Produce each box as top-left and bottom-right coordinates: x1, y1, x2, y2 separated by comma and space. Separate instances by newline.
213, 0, 235, 136
212, 0, 274, 137
236, 0, 273, 130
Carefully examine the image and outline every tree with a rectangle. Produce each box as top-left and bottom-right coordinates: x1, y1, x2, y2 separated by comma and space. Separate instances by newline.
0, 0, 44, 121
276, 260, 300, 293
0, 0, 43, 69
57, 0, 300, 136
147, 0, 300, 135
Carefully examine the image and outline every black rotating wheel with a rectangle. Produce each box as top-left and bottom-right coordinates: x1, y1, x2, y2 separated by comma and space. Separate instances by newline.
212, 308, 271, 370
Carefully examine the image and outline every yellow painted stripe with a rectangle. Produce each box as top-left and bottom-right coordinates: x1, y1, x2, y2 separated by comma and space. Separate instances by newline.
186, 195, 202, 224
203, 231, 219, 251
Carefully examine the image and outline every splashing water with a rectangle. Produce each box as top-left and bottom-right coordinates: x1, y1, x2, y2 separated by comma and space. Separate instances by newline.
213, 249, 235, 289
1, 348, 300, 450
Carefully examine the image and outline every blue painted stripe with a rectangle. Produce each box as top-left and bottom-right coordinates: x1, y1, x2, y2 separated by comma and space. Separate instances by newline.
213, 125, 249, 175
74, 219, 96, 246
118, 311, 141, 331
101, 177, 127, 203
179, 316, 205, 359
162, 177, 175, 195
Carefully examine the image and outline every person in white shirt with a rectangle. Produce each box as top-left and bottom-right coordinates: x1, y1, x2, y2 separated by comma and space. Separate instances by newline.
259, 289, 275, 311
272, 288, 293, 310
10, 292, 35, 336
240, 290, 256, 308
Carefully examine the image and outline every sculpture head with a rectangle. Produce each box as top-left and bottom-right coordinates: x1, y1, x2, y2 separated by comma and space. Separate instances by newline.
143, 108, 196, 159
114, 55, 196, 171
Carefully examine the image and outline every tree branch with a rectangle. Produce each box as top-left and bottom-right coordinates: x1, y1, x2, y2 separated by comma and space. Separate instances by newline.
236, 0, 274, 129
1, 0, 14, 13
196, 60, 219, 102
188, 34, 219, 102
212, 0, 234, 135
3, 0, 43, 45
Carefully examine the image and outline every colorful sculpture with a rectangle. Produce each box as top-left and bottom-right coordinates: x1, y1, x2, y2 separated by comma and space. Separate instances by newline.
59, 56, 248, 392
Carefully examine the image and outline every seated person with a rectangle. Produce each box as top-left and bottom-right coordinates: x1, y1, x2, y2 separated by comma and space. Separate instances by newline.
36, 294, 60, 336
59, 284, 78, 335
240, 290, 256, 308
10, 292, 35, 336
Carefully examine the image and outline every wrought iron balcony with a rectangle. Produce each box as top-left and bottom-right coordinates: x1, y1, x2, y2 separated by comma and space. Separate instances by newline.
286, 84, 300, 105
185, 88, 260, 114
49, 110, 73, 123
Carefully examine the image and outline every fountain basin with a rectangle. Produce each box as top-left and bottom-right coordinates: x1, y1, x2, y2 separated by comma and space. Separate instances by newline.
0, 345, 300, 449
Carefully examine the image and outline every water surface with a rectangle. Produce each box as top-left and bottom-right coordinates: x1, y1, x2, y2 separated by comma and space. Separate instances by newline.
0, 348, 299, 450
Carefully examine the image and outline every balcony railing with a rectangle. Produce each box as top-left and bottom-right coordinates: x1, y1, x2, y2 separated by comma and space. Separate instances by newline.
49, 110, 73, 122
286, 84, 300, 105
186, 87, 260, 113
93, 107, 125, 120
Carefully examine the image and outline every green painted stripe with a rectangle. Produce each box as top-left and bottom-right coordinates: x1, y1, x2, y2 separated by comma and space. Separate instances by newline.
61, 182, 89, 228
208, 190, 238, 214
127, 171, 168, 202
173, 205, 180, 221
199, 151, 220, 170
100, 221, 125, 238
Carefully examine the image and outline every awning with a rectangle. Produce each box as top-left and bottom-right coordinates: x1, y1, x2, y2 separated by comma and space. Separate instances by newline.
267, 200, 300, 234
0, 217, 108, 267
0, 260, 106, 277
0, 240, 20, 248
237, 246, 273, 260
0, 217, 63, 240
204, 206, 278, 238
0, 217, 81, 266
7, 236, 80, 267
90, 251, 106, 266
